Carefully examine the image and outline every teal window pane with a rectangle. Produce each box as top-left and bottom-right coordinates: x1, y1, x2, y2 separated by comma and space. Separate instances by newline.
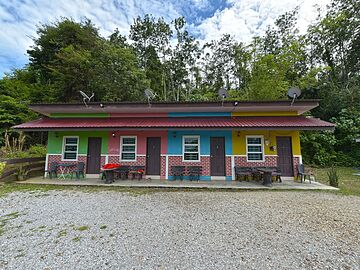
122, 153, 135, 160
248, 153, 263, 161
122, 145, 135, 152
184, 153, 199, 161
184, 145, 198, 152
247, 138, 261, 144
184, 137, 198, 144
248, 146, 262, 152
65, 137, 78, 144
122, 138, 135, 144
65, 145, 77, 152
64, 152, 77, 160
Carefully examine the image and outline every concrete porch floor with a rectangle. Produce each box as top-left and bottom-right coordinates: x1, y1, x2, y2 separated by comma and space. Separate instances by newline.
18, 176, 338, 190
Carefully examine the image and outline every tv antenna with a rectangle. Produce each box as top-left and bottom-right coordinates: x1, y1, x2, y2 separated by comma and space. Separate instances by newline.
79, 91, 94, 107
287, 87, 301, 106
218, 88, 228, 106
144, 88, 156, 107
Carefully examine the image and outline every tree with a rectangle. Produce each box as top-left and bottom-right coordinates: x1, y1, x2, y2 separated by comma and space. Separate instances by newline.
130, 15, 172, 100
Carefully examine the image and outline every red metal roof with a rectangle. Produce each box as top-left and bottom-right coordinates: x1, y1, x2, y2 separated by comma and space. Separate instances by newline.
13, 116, 335, 130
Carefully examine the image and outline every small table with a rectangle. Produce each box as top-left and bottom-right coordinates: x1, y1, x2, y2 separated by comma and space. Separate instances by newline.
257, 168, 274, 187
57, 164, 75, 179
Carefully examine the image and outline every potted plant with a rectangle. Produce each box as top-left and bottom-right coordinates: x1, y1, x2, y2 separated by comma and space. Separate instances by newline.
16, 165, 29, 181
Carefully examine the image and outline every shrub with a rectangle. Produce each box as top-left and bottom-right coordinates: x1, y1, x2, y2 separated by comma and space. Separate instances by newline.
0, 162, 6, 177
327, 166, 339, 187
27, 144, 47, 157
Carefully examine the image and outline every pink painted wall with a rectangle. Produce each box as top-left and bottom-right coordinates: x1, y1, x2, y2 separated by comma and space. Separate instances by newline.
108, 131, 168, 155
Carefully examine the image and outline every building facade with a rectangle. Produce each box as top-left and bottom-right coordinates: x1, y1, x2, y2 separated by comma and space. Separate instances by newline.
15, 100, 335, 180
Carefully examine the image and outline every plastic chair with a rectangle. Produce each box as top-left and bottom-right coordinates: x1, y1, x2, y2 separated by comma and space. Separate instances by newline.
171, 166, 186, 180
71, 162, 85, 179
44, 162, 58, 179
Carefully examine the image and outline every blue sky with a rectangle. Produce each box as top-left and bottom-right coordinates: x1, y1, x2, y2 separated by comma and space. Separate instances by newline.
0, 0, 329, 77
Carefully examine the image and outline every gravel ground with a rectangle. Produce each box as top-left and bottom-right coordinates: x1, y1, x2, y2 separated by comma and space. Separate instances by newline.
0, 190, 359, 270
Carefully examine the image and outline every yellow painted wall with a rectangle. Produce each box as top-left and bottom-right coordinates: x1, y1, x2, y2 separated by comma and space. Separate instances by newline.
232, 130, 301, 156
232, 111, 298, 116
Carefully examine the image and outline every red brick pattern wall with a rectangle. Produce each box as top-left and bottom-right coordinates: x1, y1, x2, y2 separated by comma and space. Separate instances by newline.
100, 156, 106, 167
47, 154, 87, 173
234, 156, 278, 167
160, 156, 166, 178
168, 156, 211, 176
226, 156, 232, 176
48, 154, 301, 178
108, 155, 146, 167
234, 155, 300, 177
293, 156, 300, 177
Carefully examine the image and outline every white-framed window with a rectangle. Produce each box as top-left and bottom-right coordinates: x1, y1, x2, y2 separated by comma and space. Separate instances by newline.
62, 136, 79, 161
120, 136, 137, 161
183, 136, 200, 162
246, 136, 264, 162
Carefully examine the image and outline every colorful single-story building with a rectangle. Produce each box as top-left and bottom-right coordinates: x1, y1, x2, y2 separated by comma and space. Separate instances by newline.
14, 100, 335, 180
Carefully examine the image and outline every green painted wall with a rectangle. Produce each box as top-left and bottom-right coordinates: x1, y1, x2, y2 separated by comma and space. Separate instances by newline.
48, 131, 109, 154
50, 113, 109, 118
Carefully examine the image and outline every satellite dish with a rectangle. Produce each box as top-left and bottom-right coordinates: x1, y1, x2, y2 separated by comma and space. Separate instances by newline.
218, 88, 228, 106
287, 87, 301, 106
144, 88, 156, 107
218, 88, 228, 98
79, 91, 94, 107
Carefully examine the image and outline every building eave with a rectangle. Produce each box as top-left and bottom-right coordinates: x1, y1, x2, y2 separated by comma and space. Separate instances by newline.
28, 100, 321, 116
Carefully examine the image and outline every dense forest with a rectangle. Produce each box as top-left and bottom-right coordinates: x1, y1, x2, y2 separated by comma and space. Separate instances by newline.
0, 0, 359, 166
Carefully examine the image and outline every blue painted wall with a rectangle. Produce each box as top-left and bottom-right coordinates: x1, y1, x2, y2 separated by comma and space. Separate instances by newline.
167, 130, 233, 155
169, 112, 231, 117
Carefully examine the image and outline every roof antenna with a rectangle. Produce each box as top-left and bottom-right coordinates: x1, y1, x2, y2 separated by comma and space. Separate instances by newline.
79, 91, 94, 107
287, 87, 301, 106
144, 88, 156, 107
218, 88, 228, 107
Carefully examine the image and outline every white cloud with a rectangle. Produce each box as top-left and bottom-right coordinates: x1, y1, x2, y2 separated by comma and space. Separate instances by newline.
0, 0, 330, 76
0, 0, 181, 75
196, 0, 330, 43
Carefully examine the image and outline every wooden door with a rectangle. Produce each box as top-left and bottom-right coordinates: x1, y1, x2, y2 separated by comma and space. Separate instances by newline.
276, 136, 294, 176
210, 137, 226, 176
86, 137, 102, 174
146, 137, 161, 175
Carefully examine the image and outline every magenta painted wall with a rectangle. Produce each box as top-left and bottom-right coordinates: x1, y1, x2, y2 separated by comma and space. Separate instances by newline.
108, 131, 168, 155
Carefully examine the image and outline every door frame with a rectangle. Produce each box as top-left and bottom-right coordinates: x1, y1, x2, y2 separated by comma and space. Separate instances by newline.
276, 136, 294, 177
146, 137, 161, 176
210, 136, 226, 177
86, 137, 102, 174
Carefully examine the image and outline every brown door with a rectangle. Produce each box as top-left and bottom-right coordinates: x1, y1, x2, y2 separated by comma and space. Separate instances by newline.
276, 136, 294, 176
146, 137, 161, 175
86, 137, 102, 174
210, 137, 226, 176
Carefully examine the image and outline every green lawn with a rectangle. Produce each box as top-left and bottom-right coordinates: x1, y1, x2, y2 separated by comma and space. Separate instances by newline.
311, 166, 360, 196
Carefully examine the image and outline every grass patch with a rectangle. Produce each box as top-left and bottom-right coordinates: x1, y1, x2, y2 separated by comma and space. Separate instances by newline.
0, 211, 22, 236
57, 229, 67, 237
0, 183, 173, 197
72, 236, 82, 242
76, 225, 89, 231
311, 166, 360, 196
